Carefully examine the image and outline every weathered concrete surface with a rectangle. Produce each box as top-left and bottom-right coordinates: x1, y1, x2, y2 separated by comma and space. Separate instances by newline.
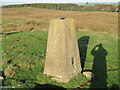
44, 18, 81, 82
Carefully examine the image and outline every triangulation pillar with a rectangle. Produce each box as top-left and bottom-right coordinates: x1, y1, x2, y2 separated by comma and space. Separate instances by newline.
44, 18, 81, 82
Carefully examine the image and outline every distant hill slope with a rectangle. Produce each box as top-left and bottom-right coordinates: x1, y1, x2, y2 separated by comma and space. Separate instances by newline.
2, 7, 118, 35
2, 3, 118, 12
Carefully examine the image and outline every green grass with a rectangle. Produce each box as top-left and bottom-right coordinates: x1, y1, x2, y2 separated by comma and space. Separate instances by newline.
2, 30, 119, 88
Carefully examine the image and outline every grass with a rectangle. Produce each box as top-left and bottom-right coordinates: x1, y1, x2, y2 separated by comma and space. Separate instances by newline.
1, 7, 119, 89
2, 31, 47, 88
2, 30, 119, 88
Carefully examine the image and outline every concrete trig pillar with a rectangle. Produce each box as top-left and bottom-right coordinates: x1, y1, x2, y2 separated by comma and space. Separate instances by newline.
44, 18, 81, 82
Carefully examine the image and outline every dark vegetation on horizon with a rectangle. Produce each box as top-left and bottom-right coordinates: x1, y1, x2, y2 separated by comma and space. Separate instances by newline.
2, 3, 119, 12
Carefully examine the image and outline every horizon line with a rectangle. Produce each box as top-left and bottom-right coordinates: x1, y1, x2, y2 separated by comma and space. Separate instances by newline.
1, 1, 119, 6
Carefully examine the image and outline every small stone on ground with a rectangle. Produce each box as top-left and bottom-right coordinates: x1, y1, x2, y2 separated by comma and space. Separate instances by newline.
0, 77, 3, 80
82, 71, 95, 78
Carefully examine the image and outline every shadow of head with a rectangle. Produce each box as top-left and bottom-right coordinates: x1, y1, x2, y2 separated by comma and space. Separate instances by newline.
91, 43, 108, 57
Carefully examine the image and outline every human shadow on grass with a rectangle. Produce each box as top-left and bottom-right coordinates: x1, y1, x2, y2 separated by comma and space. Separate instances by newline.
89, 44, 108, 89
78, 36, 90, 72
34, 83, 66, 89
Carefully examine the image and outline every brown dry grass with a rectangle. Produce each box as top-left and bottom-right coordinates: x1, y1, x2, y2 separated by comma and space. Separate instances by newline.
2, 7, 118, 34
